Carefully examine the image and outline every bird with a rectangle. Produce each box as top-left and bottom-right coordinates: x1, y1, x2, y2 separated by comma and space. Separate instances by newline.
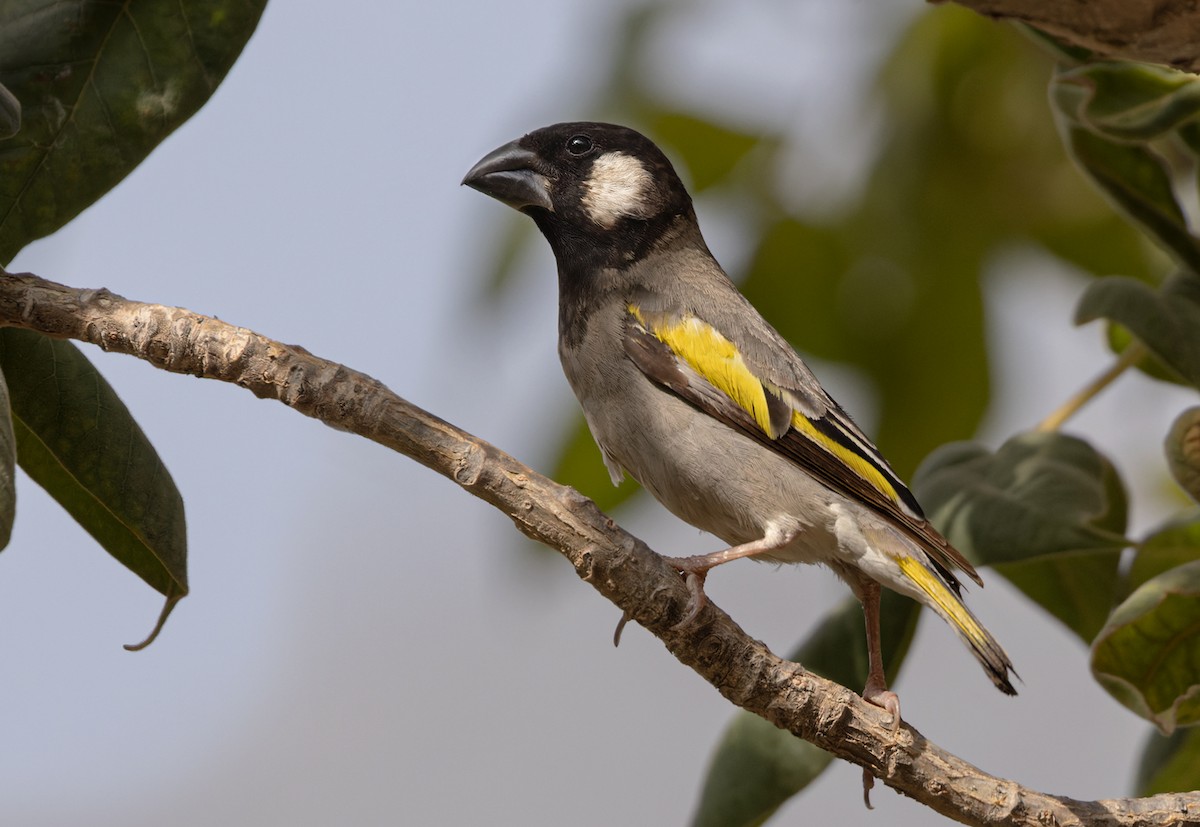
462, 121, 1016, 727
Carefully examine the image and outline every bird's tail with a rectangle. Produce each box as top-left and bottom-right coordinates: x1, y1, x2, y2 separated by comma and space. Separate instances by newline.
895, 555, 1018, 695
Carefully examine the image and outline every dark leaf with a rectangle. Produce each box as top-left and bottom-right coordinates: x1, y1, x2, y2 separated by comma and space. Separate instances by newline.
0, 0, 268, 263
1076, 272, 1200, 389
0, 329, 187, 604
691, 593, 918, 827
1060, 127, 1200, 273
913, 432, 1129, 640
1106, 322, 1186, 386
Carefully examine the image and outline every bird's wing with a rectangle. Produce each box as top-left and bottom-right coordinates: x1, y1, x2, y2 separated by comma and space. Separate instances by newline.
623, 302, 982, 591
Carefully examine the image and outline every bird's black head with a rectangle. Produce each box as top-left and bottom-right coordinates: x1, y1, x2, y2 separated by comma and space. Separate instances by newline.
462, 122, 695, 269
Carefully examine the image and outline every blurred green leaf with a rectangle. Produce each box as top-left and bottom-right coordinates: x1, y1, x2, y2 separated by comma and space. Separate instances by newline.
1060, 127, 1200, 273
551, 414, 641, 514
1034, 218, 1165, 286
1136, 728, 1200, 794
0, 366, 14, 549
648, 113, 767, 193
1165, 408, 1200, 502
0, 0, 267, 263
1091, 560, 1200, 734
994, 551, 1123, 644
913, 432, 1129, 640
474, 217, 538, 299
1076, 272, 1200, 389
691, 593, 917, 827
913, 433, 1129, 564
1106, 323, 1186, 386
1053, 62, 1200, 142
1128, 515, 1200, 597
0, 329, 187, 605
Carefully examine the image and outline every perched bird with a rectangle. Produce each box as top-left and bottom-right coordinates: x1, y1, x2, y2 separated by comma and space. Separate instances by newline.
462, 122, 1016, 724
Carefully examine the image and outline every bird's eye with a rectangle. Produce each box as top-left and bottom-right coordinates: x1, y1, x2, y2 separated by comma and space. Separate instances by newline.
566, 134, 593, 156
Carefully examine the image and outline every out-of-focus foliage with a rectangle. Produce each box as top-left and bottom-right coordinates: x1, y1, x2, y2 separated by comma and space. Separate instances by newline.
1165, 409, 1200, 503
0, 330, 188, 619
914, 432, 1129, 642
0, 0, 267, 263
692, 593, 917, 827
1091, 560, 1200, 735
1137, 727, 1200, 794
473, 1, 1200, 821
0, 0, 266, 637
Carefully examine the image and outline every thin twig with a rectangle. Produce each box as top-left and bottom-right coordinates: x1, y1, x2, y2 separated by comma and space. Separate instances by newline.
1037, 341, 1149, 432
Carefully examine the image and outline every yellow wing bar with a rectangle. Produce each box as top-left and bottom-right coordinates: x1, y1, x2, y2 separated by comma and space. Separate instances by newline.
628, 303, 909, 511
628, 304, 785, 438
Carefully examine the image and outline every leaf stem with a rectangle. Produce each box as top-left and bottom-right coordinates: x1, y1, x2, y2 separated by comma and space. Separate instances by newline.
1037, 341, 1150, 432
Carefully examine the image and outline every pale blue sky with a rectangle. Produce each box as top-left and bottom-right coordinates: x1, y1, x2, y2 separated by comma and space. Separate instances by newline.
4, 2, 1190, 824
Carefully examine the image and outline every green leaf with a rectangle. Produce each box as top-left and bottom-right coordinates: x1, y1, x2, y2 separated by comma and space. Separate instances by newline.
1127, 516, 1200, 599
1016, 24, 1095, 65
691, 593, 918, 827
913, 433, 1129, 564
1060, 127, 1200, 273
0, 365, 14, 549
1136, 728, 1200, 794
0, 329, 187, 604
0, 0, 268, 263
1091, 560, 1200, 734
913, 432, 1129, 640
1053, 62, 1200, 142
648, 113, 767, 193
1077, 273, 1200, 389
1165, 408, 1200, 503
1106, 322, 1186, 386
551, 414, 641, 515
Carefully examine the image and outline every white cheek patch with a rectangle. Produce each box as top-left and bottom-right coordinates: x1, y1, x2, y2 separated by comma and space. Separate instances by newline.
581, 152, 654, 228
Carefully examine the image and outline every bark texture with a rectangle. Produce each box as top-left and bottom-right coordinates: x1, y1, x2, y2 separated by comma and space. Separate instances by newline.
1, 270, 1197, 826
946, 0, 1200, 72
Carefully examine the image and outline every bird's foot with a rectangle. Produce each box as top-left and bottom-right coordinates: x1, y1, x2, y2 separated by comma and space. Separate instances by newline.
863, 685, 901, 733
659, 556, 712, 627
862, 672, 901, 733
859, 680, 900, 809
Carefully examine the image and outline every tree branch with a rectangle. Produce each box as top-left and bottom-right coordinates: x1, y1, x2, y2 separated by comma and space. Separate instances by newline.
945, 0, 1200, 73
0, 269, 1195, 826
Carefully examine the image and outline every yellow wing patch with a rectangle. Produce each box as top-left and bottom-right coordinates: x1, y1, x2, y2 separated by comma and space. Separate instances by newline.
629, 305, 784, 437
627, 304, 912, 514
789, 413, 906, 509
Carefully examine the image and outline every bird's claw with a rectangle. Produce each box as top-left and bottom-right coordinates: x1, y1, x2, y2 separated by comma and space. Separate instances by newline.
613, 611, 633, 646
863, 686, 901, 734
669, 568, 709, 628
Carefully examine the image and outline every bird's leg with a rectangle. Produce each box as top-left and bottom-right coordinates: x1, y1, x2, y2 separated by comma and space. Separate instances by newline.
660, 525, 797, 627
844, 574, 899, 810
856, 577, 900, 728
